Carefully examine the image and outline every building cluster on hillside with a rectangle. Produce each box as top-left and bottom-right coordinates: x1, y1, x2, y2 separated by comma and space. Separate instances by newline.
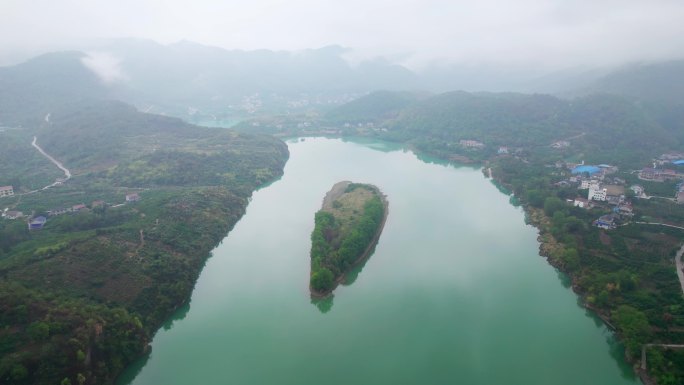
552, 162, 638, 230
639, 167, 683, 182
551, 140, 569, 149
1, 209, 23, 219
594, 214, 617, 230
637, 155, 684, 203
237, 94, 263, 114
47, 203, 89, 216
613, 201, 634, 217
0, 185, 14, 198
459, 139, 484, 149
587, 200, 635, 231
587, 183, 625, 204
2, 193, 142, 233
639, 154, 684, 182
655, 152, 684, 166
560, 163, 622, 201
553, 162, 611, 185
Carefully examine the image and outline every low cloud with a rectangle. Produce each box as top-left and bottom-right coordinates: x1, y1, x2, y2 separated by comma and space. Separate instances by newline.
80, 52, 127, 84
2, 1, 684, 71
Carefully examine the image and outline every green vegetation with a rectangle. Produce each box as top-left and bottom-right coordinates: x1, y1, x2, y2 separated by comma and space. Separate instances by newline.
324, 90, 428, 124
288, 89, 684, 383
0, 101, 288, 385
485, 156, 684, 384
309, 182, 386, 295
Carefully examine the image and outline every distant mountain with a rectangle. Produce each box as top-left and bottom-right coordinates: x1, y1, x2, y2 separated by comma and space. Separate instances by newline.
325, 90, 429, 123
0, 39, 425, 123
320, 90, 674, 168
84, 39, 420, 112
3, 39, 683, 129
579, 61, 684, 139
0, 51, 112, 126
585, 60, 684, 103
386, 91, 570, 146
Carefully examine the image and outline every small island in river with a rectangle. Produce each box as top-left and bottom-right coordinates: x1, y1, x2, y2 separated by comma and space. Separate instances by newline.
309, 181, 388, 297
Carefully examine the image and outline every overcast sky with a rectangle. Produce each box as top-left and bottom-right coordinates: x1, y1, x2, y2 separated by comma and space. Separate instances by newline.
2, 0, 684, 69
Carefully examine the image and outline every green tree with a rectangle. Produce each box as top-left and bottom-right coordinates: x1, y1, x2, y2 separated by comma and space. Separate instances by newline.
27, 321, 50, 341
562, 248, 580, 271
544, 196, 565, 216
76, 349, 86, 363
613, 305, 652, 354
10, 364, 28, 381
311, 268, 334, 292
525, 189, 544, 208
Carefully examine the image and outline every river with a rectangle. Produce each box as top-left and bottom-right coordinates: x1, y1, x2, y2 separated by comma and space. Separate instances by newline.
118, 137, 638, 385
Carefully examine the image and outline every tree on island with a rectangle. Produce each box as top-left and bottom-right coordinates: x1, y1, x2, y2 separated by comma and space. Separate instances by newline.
311, 268, 334, 292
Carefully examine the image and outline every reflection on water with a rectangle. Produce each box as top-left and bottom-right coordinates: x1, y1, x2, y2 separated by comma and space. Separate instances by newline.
341, 231, 383, 288
163, 302, 191, 331
489, 178, 513, 196
117, 302, 191, 384
340, 136, 405, 153
606, 334, 636, 379
119, 137, 638, 385
342, 251, 372, 287
584, 307, 607, 329
556, 269, 572, 289
116, 347, 151, 385
311, 295, 334, 313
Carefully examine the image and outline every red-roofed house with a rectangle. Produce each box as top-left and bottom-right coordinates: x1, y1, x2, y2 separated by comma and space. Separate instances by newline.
72, 204, 87, 212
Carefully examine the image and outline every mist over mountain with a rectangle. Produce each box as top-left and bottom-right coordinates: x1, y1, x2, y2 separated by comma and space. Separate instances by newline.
584, 60, 684, 103
76, 39, 421, 113
1, 38, 683, 129
0, 51, 113, 126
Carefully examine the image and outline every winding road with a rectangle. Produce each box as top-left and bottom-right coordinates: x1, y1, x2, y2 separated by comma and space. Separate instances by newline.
21, 136, 72, 195
675, 243, 684, 295
642, 343, 684, 370
634, 221, 684, 231
633, 222, 684, 295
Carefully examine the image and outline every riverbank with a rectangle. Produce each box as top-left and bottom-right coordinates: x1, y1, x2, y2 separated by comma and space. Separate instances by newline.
0, 132, 289, 385
357, 138, 654, 382
487, 164, 673, 385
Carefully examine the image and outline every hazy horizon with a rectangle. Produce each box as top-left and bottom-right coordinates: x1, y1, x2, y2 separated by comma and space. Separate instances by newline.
3, 0, 684, 71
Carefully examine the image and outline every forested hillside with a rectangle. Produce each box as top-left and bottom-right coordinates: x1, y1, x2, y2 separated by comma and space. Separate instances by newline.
0, 52, 112, 127
586, 61, 684, 104
324, 90, 428, 124
323, 90, 679, 169
0, 99, 288, 385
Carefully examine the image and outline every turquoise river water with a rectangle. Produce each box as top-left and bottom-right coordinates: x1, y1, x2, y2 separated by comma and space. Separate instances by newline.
118, 137, 638, 385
